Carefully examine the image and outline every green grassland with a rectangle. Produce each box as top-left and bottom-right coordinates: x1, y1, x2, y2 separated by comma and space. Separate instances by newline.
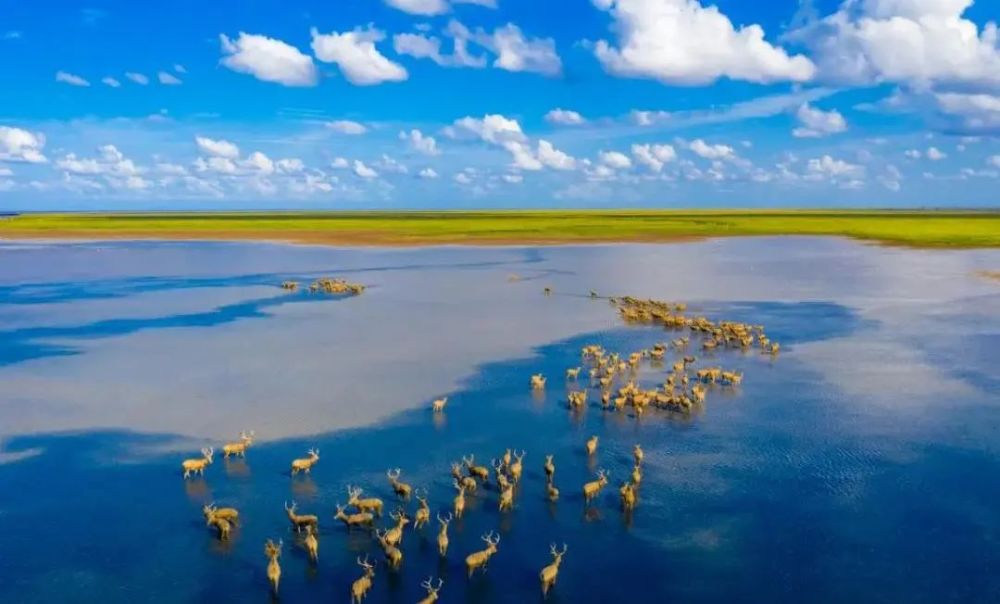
1, 210, 998, 248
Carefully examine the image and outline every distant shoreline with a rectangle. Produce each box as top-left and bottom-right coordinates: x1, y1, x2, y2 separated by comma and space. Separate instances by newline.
1, 210, 998, 248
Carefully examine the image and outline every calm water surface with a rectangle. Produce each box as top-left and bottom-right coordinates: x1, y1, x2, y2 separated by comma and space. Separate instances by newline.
0, 238, 998, 603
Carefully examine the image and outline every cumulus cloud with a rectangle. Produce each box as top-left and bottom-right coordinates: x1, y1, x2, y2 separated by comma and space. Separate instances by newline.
447, 114, 526, 144
631, 143, 677, 172
331, 157, 350, 169
806, 154, 864, 180
55, 145, 151, 190
926, 146, 947, 160
688, 139, 736, 161
418, 167, 440, 178
473, 23, 562, 76
353, 160, 379, 179
399, 129, 440, 155
326, 120, 368, 135
195, 136, 240, 159
599, 150, 632, 169
536, 140, 577, 170
392, 21, 488, 68
792, 103, 848, 137
158, 71, 182, 85
592, 0, 815, 85
0, 126, 47, 163
101, 76, 121, 88
311, 26, 408, 86
384, 0, 496, 16
545, 108, 586, 125
934, 92, 1000, 134
125, 72, 150, 85
988, 155, 1000, 169
220, 32, 318, 87
56, 71, 90, 87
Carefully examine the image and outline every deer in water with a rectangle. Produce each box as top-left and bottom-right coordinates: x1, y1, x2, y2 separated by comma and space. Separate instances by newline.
453, 480, 467, 519
351, 556, 375, 604
492, 459, 511, 492
264, 539, 282, 597
530, 373, 546, 390
285, 501, 319, 533
498, 481, 514, 512
181, 447, 213, 479
414, 491, 431, 529
465, 532, 500, 578
509, 450, 525, 483
386, 468, 412, 500
546, 478, 560, 501
566, 367, 582, 380
544, 455, 555, 481
223, 431, 254, 458
418, 577, 444, 604
432, 397, 448, 412
633, 444, 644, 465
202, 503, 239, 526
620, 481, 637, 511
206, 511, 232, 541
383, 509, 409, 548
335, 503, 375, 530
302, 524, 319, 563
631, 464, 643, 486
583, 470, 609, 505
347, 486, 384, 517
437, 513, 452, 557
290, 448, 319, 475
540, 543, 568, 597
585, 436, 599, 457
463, 455, 490, 482
374, 528, 403, 570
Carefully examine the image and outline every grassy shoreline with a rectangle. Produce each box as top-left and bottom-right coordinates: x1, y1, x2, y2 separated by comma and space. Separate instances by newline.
1, 210, 998, 248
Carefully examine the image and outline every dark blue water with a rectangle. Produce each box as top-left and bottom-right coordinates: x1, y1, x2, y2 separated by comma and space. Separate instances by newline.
0, 239, 998, 603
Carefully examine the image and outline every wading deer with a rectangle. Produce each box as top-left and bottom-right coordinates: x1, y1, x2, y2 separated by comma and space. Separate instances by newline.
202, 503, 239, 526
437, 513, 452, 557
566, 367, 581, 380
384, 509, 409, 547
583, 470, 608, 505
374, 528, 403, 570
264, 539, 282, 597
414, 491, 431, 529
351, 556, 375, 603
463, 455, 490, 482
223, 431, 254, 458
335, 504, 375, 530
386, 468, 412, 500
620, 481, 637, 511
501, 448, 512, 470
540, 543, 568, 597
509, 450, 525, 483
465, 532, 500, 578
303, 524, 319, 563
633, 444, 644, 465
492, 459, 511, 492
531, 374, 547, 390
546, 478, 560, 501
498, 482, 514, 512
347, 486, 384, 517
418, 577, 444, 604
432, 397, 448, 412
290, 448, 319, 475
284, 501, 319, 533
208, 513, 231, 541
453, 481, 466, 519
181, 447, 214, 479
631, 464, 642, 486
544, 455, 555, 480
585, 436, 599, 457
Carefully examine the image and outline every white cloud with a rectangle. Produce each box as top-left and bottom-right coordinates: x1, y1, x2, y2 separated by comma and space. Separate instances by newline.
194, 156, 238, 175
311, 26, 408, 86
448, 114, 526, 144
688, 139, 735, 161
473, 23, 562, 76
331, 157, 350, 169
0, 126, 47, 163
242, 151, 275, 174
195, 136, 240, 159
326, 120, 368, 135
125, 72, 150, 85
934, 92, 1000, 134
631, 143, 677, 172
353, 160, 379, 179
905, 149, 922, 159
56, 71, 90, 87
156, 162, 188, 176
926, 146, 947, 160
593, 0, 815, 85
158, 71, 182, 85
454, 171, 474, 184
502, 173, 523, 183
55, 145, 147, 192
503, 141, 544, 170
536, 140, 577, 170
545, 108, 586, 125
375, 154, 409, 174
276, 158, 305, 174
384, 0, 497, 16
599, 150, 632, 169
101, 76, 121, 88
419, 167, 440, 179
399, 129, 440, 155
988, 155, 1000, 169
220, 32, 318, 87
792, 103, 847, 137
392, 21, 488, 68
806, 154, 864, 180
174, 64, 187, 74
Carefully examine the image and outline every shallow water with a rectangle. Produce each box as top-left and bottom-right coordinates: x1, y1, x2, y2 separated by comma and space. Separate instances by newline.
0, 238, 998, 603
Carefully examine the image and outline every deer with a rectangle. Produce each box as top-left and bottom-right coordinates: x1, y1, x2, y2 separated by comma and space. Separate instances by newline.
544, 455, 555, 481
631, 464, 643, 486
347, 486, 384, 517
463, 455, 490, 482
302, 524, 319, 563
509, 450, 525, 483
585, 436, 599, 457
374, 528, 403, 570
285, 501, 319, 533
383, 509, 409, 548
351, 556, 375, 603
437, 513, 452, 557
620, 481, 637, 511
207, 512, 232, 541
540, 543, 568, 597
335, 504, 375, 530
583, 470, 609, 505
290, 448, 319, 475
451, 462, 477, 492
491, 459, 511, 492
530, 373, 546, 389
465, 532, 500, 578
223, 431, 254, 458
418, 577, 444, 604
566, 367, 582, 380
181, 447, 213, 479
414, 491, 431, 530
633, 444, 644, 465
264, 539, 282, 597
202, 503, 239, 526
386, 468, 412, 500
432, 397, 448, 412
546, 477, 560, 501
453, 480, 467, 519
498, 481, 514, 512
501, 448, 512, 470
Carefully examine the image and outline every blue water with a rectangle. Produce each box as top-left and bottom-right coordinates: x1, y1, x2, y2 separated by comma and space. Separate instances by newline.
0, 238, 998, 603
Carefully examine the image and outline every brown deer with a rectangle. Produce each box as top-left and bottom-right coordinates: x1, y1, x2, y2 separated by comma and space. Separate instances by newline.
202, 503, 239, 526
464, 532, 500, 578
544, 455, 555, 481
463, 455, 490, 482
539, 543, 568, 597
585, 436, 599, 457
530, 373, 546, 389
583, 470, 608, 505
498, 481, 514, 512
509, 450, 525, 483
451, 463, 477, 493
436, 513, 452, 557
347, 486, 384, 517
453, 480, 467, 519
351, 556, 375, 603
418, 577, 444, 604
431, 397, 448, 412
264, 539, 282, 597
383, 509, 409, 548
302, 524, 319, 563
386, 468, 412, 500
631, 464, 642, 486
546, 478, 560, 501
633, 444, 644, 465
290, 448, 319, 475
223, 431, 254, 458
207, 512, 231, 541
284, 501, 319, 533
566, 367, 582, 380
414, 491, 430, 529
181, 447, 213, 479
374, 528, 403, 570
619, 481, 637, 511
335, 504, 375, 530
492, 459, 511, 492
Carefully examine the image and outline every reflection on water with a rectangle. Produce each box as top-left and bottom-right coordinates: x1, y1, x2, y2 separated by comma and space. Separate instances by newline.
0, 238, 997, 603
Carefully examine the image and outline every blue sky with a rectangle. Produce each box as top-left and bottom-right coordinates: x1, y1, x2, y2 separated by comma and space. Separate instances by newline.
0, 0, 998, 209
